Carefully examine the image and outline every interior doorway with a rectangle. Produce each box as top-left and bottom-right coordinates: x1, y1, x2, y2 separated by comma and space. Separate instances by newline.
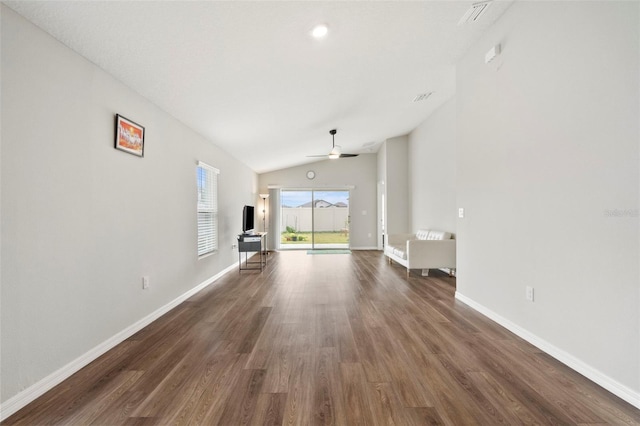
279, 189, 350, 250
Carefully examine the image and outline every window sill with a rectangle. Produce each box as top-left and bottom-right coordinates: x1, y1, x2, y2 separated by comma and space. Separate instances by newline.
198, 250, 217, 260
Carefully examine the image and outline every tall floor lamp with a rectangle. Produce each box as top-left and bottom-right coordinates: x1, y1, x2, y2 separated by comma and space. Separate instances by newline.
259, 193, 269, 253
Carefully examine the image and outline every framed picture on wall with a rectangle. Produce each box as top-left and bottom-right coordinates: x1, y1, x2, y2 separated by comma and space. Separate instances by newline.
115, 114, 145, 157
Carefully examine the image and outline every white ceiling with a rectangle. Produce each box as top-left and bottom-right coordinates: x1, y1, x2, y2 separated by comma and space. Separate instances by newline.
4, 0, 512, 173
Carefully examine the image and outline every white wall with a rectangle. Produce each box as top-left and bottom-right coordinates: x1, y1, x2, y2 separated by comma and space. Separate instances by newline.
258, 154, 378, 249
383, 136, 410, 235
408, 98, 456, 234
456, 1, 639, 400
1, 6, 257, 407
377, 142, 387, 248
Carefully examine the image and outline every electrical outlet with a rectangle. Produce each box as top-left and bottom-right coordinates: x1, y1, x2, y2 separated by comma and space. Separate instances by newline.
525, 286, 534, 302
142, 276, 150, 290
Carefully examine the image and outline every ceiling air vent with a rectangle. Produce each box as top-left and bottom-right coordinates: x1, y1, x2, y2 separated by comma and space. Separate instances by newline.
413, 92, 433, 103
458, 0, 492, 25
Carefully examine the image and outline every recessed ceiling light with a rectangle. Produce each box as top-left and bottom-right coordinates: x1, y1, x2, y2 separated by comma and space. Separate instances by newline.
311, 24, 328, 38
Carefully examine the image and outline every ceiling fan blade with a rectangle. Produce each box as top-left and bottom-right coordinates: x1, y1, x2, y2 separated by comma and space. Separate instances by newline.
306, 154, 329, 158
339, 153, 359, 158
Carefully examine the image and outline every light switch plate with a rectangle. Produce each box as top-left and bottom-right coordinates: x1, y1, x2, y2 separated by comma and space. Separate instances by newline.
526, 286, 534, 301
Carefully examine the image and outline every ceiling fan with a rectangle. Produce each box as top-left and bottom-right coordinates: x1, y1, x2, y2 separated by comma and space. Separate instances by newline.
307, 129, 359, 159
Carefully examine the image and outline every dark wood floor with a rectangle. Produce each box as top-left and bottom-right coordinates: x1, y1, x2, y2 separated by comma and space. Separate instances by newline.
4, 250, 640, 425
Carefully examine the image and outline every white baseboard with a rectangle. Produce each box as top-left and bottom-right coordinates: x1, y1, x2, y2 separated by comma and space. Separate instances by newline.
0, 262, 238, 422
351, 246, 379, 250
454, 291, 640, 410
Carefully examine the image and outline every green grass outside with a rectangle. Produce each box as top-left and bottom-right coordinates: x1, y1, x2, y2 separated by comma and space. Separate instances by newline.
281, 231, 348, 244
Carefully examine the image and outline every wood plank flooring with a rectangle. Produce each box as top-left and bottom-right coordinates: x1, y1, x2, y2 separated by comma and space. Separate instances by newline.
4, 250, 640, 425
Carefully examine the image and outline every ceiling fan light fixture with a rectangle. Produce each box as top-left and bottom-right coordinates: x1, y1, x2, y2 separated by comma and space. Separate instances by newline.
311, 24, 329, 38
328, 145, 341, 159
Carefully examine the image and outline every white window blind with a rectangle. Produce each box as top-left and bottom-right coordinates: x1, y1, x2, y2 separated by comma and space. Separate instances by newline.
197, 161, 219, 257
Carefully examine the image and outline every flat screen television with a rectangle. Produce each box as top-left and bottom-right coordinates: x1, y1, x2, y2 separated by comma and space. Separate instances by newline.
242, 205, 255, 234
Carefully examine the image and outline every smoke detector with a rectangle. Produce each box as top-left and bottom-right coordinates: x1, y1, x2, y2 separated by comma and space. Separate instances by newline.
458, 1, 492, 25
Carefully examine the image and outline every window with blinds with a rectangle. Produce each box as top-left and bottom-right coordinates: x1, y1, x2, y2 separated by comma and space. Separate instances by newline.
196, 162, 219, 257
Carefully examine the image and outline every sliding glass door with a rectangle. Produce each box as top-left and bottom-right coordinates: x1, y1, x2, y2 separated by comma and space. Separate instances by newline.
280, 190, 312, 249
280, 189, 350, 250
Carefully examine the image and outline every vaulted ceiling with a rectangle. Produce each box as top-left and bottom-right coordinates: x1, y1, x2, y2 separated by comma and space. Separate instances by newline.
4, 1, 512, 173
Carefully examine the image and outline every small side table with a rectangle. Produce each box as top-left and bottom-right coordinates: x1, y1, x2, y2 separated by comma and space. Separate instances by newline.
238, 232, 267, 272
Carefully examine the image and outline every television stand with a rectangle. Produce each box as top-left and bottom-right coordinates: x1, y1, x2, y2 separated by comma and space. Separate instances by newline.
237, 232, 267, 272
